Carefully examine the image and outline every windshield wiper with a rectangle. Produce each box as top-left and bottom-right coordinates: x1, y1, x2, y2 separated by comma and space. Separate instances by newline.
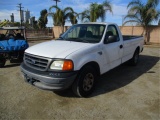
80, 39, 89, 43
65, 38, 89, 43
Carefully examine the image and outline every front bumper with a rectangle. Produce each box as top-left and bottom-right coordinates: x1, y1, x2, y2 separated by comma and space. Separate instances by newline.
20, 62, 78, 90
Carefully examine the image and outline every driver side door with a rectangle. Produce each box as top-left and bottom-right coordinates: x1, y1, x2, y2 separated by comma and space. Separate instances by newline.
102, 25, 123, 71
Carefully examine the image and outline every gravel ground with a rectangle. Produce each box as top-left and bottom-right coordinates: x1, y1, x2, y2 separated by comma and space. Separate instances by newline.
0, 40, 160, 119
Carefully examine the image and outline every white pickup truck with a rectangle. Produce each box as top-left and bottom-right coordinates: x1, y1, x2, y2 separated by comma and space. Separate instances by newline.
21, 22, 144, 97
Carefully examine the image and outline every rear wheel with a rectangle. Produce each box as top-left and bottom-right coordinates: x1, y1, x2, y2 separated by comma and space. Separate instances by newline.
18, 51, 24, 61
10, 51, 24, 63
19, 51, 24, 61
129, 49, 139, 66
72, 66, 97, 97
0, 57, 6, 67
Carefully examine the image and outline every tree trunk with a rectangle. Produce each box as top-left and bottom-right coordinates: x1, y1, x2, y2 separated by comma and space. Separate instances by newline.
144, 26, 150, 44
143, 26, 148, 44
61, 21, 65, 33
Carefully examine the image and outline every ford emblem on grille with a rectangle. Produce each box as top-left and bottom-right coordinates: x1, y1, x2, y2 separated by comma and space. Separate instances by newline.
31, 59, 36, 64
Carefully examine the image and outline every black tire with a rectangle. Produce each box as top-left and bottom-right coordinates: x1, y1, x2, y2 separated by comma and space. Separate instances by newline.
53, 88, 72, 97
72, 66, 97, 97
0, 57, 6, 67
19, 51, 24, 60
10, 51, 24, 63
17, 51, 24, 62
129, 49, 139, 66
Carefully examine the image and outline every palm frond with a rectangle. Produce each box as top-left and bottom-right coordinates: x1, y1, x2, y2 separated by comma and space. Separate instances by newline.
127, 0, 143, 9
147, 0, 159, 8
49, 5, 60, 12
103, 0, 113, 13
124, 14, 142, 24
128, 6, 142, 14
63, 7, 74, 14
80, 9, 90, 22
123, 20, 141, 26
44, 12, 54, 23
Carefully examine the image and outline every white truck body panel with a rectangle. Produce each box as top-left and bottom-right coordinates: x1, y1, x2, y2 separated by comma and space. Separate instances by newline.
122, 38, 144, 63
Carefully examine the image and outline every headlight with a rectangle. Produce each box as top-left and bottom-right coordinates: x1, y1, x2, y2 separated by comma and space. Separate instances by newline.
50, 60, 73, 71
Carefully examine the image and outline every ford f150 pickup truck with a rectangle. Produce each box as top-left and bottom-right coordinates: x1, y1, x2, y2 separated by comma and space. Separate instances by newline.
21, 22, 144, 97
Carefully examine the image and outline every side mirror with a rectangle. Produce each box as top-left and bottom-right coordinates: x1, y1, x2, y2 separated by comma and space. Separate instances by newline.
104, 36, 117, 44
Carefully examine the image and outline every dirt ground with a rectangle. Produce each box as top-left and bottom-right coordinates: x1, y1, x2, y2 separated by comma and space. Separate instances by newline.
0, 40, 160, 119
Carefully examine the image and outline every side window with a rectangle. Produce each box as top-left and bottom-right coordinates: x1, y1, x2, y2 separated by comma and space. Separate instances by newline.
105, 25, 120, 43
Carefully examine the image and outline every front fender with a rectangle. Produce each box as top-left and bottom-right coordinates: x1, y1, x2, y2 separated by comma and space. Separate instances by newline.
75, 53, 103, 71
66, 45, 104, 74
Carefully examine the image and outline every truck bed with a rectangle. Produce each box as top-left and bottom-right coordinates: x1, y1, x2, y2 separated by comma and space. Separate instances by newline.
123, 35, 143, 41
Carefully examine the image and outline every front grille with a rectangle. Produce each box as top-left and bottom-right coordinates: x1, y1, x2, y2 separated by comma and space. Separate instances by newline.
24, 53, 50, 71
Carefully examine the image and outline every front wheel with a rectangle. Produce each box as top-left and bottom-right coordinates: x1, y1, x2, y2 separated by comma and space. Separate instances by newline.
72, 66, 97, 97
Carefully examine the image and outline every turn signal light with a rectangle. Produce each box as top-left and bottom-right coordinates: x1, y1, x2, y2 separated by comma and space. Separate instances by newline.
63, 60, 74, 71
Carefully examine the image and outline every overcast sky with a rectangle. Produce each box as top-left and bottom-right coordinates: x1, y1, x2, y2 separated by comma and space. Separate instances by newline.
0, 0, 159, 26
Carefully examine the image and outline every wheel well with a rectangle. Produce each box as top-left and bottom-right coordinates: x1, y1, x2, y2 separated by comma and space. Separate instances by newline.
80, 62, 100, 76
136, 46, 140, 53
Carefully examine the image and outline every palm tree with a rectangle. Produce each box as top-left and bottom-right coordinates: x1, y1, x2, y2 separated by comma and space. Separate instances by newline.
38, 9, 48, 29
46, 6, 75, 32
80, 10, 90, 22
123, 0, 160, 43
69, 12, 79, 25
81, 0, 112, 22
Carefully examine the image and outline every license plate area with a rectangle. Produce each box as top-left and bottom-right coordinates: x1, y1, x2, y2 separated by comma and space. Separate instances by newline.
24, 74, 35, 85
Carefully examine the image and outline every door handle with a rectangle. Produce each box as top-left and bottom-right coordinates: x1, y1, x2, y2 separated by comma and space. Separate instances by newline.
98, 51, 102, 55
120, 45, 123, 49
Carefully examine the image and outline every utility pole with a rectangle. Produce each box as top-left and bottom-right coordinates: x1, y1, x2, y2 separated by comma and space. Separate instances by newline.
53, 0, 61, 7
17, 3, 24, 27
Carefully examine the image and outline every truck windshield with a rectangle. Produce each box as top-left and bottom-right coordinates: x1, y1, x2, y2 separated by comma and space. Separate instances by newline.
58, 24, 106, 43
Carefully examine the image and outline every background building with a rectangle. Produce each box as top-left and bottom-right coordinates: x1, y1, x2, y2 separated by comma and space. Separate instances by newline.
25, 9, 30, 22
10, 13, 14, 22
29, 16, 35, 27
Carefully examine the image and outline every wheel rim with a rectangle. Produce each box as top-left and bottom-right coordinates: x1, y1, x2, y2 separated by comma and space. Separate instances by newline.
83, 73, 94, 91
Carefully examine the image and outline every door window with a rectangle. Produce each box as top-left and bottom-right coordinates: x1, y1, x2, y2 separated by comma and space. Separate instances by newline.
105, 25, 120, 43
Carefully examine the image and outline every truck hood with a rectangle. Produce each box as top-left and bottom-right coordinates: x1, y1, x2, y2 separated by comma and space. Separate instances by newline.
25, 40, 92, 58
